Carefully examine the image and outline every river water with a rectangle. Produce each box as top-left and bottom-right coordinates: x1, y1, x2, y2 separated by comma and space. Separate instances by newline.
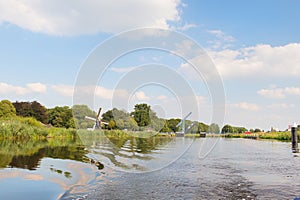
0, 136, 299, 199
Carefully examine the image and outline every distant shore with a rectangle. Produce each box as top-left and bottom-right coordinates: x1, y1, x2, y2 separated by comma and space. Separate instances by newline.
208, 131, 300, 142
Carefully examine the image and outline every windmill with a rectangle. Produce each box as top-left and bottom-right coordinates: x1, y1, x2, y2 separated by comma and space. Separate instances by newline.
185, 121, 196, 133
85, 108, 108, 131
176, 112, 192, 134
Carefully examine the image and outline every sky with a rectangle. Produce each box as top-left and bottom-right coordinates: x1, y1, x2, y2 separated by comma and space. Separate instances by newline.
0, 0, 299, 131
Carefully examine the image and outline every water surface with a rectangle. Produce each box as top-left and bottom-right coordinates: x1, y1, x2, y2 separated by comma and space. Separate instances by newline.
0, 137, 299, 199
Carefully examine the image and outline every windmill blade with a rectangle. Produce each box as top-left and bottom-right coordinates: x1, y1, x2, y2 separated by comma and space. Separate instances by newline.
186, 122, 196, 132
85, 116, 97, 121
97, 108, 102, 120
101, 121, 109, 125
176, 120, 183, 127
183, 112, 192, 121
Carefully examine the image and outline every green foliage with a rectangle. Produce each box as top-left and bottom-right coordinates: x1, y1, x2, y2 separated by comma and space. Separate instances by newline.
0, 117, 76, 139
0, 100, 16, 118
47, 106, 75, 128
254, 128, 261, 133
224, 131, 300, 141
131, 103, 151, 127
222, 124, 248, 133
102, 108, 138, 130
13, 101, 48, 123
234, 127, 248, 133
148, 110, 166, 132
221, 124, 234, 133
198, 122, 209, 133
167, 118, 181, 132
160, 120, 171, 132
208, 123, 220, 134
72, 105, 96, 129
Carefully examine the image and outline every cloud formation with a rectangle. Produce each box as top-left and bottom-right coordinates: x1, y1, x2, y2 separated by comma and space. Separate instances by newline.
257, 86, 300, 99
0, 0, 181, 35
0, 82, 46, 95
228, 102, 260, 111
210, 43, 300, 78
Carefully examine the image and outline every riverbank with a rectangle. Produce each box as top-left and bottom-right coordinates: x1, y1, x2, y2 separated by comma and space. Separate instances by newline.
0, 117, 76, 139
222, 131, 300, 141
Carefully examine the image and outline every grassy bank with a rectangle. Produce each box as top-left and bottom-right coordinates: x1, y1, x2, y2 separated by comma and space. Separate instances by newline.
223, 131, 300, 141
0, 117, 76, 139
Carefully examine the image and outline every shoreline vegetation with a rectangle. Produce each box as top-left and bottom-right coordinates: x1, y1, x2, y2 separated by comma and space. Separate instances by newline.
0, 99, 298, 142
1, 116, 297, 142
0, 116, 77, 140
220, 131, 300, 141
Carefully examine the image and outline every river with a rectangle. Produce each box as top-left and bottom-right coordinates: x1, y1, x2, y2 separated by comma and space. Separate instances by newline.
0, 136, 299, 199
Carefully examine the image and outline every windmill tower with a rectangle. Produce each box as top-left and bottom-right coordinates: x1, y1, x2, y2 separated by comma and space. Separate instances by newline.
85, 108, 108, 131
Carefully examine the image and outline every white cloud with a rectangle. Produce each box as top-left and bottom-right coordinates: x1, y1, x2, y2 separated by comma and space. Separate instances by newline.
51, 85, 74, 97
210, 43, 300, 78
51, 84, 128, 100
267, 103, 295, 109
156, 95, 168, 100
257, 88, 285, 99
228, 102, 259, 111
207, 29, 235, 42
207, 29, 235, 49
257, 87, 300, 99
0, 82, 47, 95
132, 91, 150, 101
176, 23, 197, 31
0, 0, 181, 35
95, 86, 127, 99
26, 83, 47, 93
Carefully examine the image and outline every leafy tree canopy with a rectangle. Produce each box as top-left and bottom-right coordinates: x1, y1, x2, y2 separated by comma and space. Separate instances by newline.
208, 123, 220, 134
72, 105, 96, 129
13, 101, 48, 124
47, 106, 75, 128
131, 104, 151, 127
0, 100, 16, 118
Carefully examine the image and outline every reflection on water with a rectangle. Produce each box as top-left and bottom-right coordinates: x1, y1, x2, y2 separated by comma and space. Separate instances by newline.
1, 135, 300, 200
80, 138, 300, 200
78, 131, 195, 172
0, 138, 88, 170
0, 137, 97, 200
0, 134, 180, 200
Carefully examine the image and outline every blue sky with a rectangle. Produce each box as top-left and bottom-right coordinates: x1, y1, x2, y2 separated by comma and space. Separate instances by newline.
0, 0, 299, 131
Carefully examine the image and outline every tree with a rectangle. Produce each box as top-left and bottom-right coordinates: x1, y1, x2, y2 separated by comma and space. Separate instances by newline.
208, 123, 220, 134
102, 108, 138, 130
167, 118, 181, 133
234, 127, 247, 133
160, 120, 171, 132
222, 124, 234, 133
0, 100, 16, 118
72, 105, 96, 129
47, 106, 75, 128
254, 128, 261, 133
198, 122, 209, 133
13, 101, 48, 123
131, 104, 151, 127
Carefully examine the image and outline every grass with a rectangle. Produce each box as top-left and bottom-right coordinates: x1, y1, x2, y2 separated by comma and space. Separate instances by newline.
223, 131, 300, 141
0, 117, 76, 139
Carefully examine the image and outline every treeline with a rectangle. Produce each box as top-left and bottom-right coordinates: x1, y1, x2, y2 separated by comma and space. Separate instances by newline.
1, 99, 280, 133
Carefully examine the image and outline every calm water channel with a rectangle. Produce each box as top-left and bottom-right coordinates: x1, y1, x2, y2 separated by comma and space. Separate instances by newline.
0, 135, 299, 200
